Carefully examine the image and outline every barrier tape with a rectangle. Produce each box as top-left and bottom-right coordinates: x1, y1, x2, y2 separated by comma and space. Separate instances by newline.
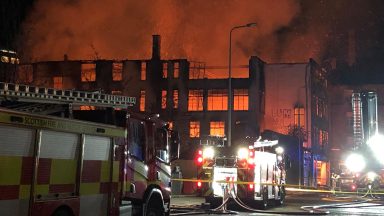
171, 178, 384, 195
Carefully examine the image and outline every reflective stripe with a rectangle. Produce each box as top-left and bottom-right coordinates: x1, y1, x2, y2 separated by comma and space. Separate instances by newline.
0, 185, 19, 200
82, 160, 102, 182
112, 161, 119, 182
19, 185, 31, 199
35, 184, 49, 195
50, 159, 77, 184
80, 183, 100, 195
100, 161, 110, 182
0, 156, 22, 185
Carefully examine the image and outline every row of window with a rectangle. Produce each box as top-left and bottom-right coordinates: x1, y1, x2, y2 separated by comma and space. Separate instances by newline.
139, 89, 249, 112
313, 96, 328, 118
313, 127, 328, 148
78, 61, 181, 83
189, 121, 225, 138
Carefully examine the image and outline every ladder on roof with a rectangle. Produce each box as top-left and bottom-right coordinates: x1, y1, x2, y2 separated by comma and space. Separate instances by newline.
0, 82, 136, 113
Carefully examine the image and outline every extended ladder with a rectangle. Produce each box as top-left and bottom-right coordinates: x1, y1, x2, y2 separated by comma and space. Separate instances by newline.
0, 82, 136, 113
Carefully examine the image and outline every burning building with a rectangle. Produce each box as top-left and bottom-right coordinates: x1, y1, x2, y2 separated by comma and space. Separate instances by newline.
15, 35, 330, 187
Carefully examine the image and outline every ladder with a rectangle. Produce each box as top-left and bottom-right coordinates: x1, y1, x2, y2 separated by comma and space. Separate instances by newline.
0, 82, 136, 113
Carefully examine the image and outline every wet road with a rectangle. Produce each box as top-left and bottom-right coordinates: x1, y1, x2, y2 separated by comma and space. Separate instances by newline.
171, 191, 384, 215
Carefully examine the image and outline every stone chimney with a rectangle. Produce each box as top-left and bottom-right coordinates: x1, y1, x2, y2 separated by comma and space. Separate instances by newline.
152, 35, 161, 60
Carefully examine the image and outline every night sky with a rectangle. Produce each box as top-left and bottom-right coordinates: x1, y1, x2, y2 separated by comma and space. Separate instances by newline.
2, 0, 384, 83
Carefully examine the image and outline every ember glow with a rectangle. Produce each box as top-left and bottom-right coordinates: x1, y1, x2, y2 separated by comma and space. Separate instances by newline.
18, 0, 379, 77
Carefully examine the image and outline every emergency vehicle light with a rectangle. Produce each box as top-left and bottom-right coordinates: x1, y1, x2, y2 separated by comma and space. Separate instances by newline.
345, 153, 365, 173
195, 149, 203, 165
197, 157, 203, 164
275, 146, 284, 154
248, 183, 254, 190
237, 148, 248, 160
202, 147, 214, 159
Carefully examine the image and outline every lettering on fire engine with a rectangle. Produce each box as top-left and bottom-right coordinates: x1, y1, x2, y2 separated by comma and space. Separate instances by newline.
24, 117, 57, 128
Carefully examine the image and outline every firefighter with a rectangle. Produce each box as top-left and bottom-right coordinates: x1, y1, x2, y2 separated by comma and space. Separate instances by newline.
331, 172, 340, 195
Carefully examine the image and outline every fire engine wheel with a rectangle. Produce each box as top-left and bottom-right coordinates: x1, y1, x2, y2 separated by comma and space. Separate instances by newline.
261, 187, 268, 209
205, 196, 222, 209
51, 206, 74, 216
275, 186, 285, 206
145, 196, 165, 216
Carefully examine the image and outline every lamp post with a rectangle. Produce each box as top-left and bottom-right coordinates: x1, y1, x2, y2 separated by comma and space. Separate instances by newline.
228, 23, 257, 147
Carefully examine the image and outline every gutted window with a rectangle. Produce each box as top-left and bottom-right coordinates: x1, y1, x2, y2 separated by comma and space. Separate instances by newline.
53, 76, 63, 89
188, 90, 203, 111
190, 121, 200, 138
140, 90, 145, 112
162, 62, 168, 78
17, 65, 33, 83
81, 63, 96, 82
210, 121, 225, 137
174, 62, 179, 78
208, 89, 228, 111
234, 89, 248, 110
112, 62, 123, 81
111, 90, 122, 95
189, 62, 205, 79
294, 107, 305, 127
141, 62, 146, 81
173, 90, 179, 109
80, 106, 95, 110
161, 90, 167, 109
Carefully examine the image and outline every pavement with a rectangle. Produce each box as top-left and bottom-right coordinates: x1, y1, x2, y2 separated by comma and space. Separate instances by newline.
170, 195, 204, 207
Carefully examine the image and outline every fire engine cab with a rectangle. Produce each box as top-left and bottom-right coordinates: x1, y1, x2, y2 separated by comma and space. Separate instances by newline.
195, 137, 286, 209
0, 82, 180, 216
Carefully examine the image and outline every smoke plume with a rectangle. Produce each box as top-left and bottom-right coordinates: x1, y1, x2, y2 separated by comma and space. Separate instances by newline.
19, 0, 383, 77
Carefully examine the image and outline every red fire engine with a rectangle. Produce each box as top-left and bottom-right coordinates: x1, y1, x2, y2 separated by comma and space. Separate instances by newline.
195, 136, 286, 209
0, 82, 179, 216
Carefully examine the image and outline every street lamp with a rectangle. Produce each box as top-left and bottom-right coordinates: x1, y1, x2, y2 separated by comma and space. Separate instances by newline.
228, 22, 257, 147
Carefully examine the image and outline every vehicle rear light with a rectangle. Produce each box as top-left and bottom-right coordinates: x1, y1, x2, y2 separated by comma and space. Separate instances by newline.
195, 149, 203, 165
196, 156, 203, 164
247, 158, 254, 165
352, 184, 356, 190
249, 184, 254, 190
248, 149, 254, 165
197, 181, 202, 188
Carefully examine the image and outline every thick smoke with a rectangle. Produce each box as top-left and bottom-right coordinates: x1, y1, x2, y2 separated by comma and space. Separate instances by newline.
19, 0, 382, 77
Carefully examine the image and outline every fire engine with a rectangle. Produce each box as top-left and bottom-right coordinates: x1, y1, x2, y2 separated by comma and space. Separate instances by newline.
0, 82, 180, 216
342, 91, 384, 192
195, 136, 286, 209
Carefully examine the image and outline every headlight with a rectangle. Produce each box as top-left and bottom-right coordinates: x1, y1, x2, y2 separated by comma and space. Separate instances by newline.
203, 147, 215, 159
367, 171, 377, 181
237, 148, 248, 160
345, 153, 365, 173
275, 146, 284, 154
367, 134, 384, 164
